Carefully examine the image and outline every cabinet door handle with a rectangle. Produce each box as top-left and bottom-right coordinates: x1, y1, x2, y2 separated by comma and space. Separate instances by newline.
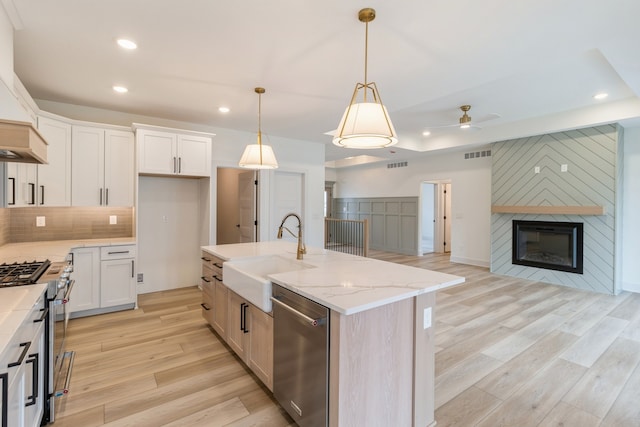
242, 303, 249, 333
105, 188, 109, 206
99, 188, 103, 205
173, 157, 177, 173
178, 157, 182, 173
131, 260, 135, 278
25, 353, 39, 407
34, 307, 48, 323
28, 183, 35, 205
8, 177, 15, 205
240, 303, 246, 331
40, 185, 45, 205
1, 372, 7, 426
8, 341, 31, 368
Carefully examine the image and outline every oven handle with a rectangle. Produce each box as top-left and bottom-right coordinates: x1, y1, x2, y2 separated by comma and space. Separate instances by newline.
54, 351, 75, 397
63, 280, 75, 303
25, 353, 39, 407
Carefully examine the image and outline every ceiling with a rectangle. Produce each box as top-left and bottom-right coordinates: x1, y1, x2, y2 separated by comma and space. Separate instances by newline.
9, 0, 640, 167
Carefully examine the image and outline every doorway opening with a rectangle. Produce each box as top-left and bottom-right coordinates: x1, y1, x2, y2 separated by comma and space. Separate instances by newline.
420, 180, 452, 255
216, 167, 257, 244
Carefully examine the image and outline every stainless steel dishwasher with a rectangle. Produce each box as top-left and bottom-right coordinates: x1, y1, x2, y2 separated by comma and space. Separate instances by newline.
271, 284, 329, 427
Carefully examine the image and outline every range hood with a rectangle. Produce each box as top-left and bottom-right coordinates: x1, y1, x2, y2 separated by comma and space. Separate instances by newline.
0, 119, 48, 164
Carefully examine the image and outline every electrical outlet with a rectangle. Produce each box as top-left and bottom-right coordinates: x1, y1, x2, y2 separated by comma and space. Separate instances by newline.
137, 273, 144, 283
561, 164, 568, 172
534, 166, 540, 174
36, 216, 46, 227
109, 215, 117, 225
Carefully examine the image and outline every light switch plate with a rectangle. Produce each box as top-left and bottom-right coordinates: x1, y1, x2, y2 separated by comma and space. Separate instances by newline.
36, 216, 46, 227
109, 215, 117, 225
423, 307, 432, 329
561, 164, 568, 172
534, 166, 540, 174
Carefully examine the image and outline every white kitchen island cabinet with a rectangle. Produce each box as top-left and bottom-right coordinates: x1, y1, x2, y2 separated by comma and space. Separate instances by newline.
71, 125, 135, 207
202, 241, 464, 427
136, 127, 212, 177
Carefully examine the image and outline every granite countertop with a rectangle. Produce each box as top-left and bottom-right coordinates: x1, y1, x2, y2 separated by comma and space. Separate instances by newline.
0, 238, 137, 263
202, 241, 465, 315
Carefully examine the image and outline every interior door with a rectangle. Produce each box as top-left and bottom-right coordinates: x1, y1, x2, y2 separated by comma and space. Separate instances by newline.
443, 183, 452, 253
238, 170, 256, 242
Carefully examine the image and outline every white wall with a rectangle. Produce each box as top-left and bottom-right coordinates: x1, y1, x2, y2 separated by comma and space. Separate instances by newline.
334, 150, 492, 266
0, 4, 13, 89
622, 126, 640, 292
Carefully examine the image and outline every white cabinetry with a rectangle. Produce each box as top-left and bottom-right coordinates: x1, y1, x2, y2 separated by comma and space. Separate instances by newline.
68, 247, 100, 313
100, 246, 136, 308
71, 126, 134, 206
0, 291, 46, 427
36, 117, 72, 206
69, 245, 136, 317
136, 128, 211, 177
6, 116, 71, 207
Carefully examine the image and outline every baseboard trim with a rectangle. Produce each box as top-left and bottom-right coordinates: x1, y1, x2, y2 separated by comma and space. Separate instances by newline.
449, 256, 490, 268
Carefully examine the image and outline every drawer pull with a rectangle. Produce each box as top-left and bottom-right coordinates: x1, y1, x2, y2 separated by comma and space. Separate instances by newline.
34, 307, 48, 323
214, 275, 223, 282
201, 276, 211, 283
107, 250, 130, 255
214, 263, 223, 269
201, 257, 211, 262
201, 303, 211, 311
8, 341, 31, 368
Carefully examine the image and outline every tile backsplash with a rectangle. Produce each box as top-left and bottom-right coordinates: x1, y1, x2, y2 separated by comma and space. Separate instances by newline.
3, 206, 134, 243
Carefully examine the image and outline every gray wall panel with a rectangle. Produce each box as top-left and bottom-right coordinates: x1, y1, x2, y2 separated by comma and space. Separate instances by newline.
490, 124, 619, 294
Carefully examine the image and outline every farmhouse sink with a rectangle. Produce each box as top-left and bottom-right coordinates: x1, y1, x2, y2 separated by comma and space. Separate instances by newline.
223, 254, 313, 312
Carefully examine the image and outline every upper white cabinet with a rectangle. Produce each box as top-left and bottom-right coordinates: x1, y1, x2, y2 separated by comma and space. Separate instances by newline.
71, 125, 134, 206
136, 128, 212, 177
37, 117, 72, 206
6, 116, 71, 207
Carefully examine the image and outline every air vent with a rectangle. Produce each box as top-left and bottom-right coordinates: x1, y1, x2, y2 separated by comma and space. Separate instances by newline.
387, 161, 408, 169
464, 150, 491, 160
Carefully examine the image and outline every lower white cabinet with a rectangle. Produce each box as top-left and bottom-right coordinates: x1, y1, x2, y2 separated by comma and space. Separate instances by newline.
69, 245, 136, 317
0, 291, 46, 427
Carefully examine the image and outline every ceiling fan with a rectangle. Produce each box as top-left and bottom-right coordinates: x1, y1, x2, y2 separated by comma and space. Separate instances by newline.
425, 105, 500, 131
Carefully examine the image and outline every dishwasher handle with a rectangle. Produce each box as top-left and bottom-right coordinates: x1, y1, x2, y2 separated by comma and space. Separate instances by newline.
270, 296, 325, 327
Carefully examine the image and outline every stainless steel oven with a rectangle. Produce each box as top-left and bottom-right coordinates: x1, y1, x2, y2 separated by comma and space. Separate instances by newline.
40, 259, 75, 424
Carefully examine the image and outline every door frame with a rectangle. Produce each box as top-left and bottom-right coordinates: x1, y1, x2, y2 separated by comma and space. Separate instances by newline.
418, 179, 451, 255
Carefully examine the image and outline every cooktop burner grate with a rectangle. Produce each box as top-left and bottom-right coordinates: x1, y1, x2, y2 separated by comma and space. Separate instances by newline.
0, 259, 51, 287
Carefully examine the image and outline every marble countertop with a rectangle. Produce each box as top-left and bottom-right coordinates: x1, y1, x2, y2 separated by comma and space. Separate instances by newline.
0, 238, 136, 263
203, 241, 465, 315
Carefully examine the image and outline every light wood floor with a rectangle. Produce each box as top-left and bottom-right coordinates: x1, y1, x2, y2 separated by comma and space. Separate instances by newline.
55, 251, 640, 426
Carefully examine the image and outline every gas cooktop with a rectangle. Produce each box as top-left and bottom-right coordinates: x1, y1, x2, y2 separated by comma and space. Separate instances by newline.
0, 260, 51, 287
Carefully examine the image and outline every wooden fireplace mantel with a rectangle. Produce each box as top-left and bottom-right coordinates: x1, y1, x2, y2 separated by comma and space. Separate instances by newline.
491, 205, 605, 215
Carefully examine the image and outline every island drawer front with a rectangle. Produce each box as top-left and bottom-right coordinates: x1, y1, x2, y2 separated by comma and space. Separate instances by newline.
201, 251, 223, 277
101, 245, 136, 260
201, 265, 215, 293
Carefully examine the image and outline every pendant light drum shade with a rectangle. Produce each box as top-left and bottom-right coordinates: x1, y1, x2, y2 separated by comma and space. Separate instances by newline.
239, 141, 278, 169
239, 87, 278, 169
332, 8, 397, 149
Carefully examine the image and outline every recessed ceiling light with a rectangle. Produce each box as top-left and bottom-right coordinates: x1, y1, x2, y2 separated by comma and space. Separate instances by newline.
422, 131, 431, 137
113, 85, 128, 93
593, 93, 608, 100
117, 39, 137, 50
218, 107, 230, 113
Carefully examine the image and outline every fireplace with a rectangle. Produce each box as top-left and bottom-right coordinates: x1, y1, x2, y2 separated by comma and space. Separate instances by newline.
512, 220, 583, 274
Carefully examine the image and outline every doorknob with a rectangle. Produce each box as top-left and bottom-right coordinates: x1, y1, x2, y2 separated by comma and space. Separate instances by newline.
236, 224, 240, 228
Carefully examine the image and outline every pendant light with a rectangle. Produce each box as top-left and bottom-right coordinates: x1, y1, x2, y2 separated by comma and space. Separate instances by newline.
333, 8, 397, 149
239, 87, 279, 169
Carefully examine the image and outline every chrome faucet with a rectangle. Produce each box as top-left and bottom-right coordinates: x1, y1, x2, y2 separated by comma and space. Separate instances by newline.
277, 213, 306, 260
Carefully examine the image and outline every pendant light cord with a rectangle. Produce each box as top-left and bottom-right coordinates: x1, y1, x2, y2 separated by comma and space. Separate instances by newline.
364, 20, 369, 102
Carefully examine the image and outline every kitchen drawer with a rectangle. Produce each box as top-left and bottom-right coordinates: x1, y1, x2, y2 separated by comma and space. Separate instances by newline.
101, 245, 136, 260
201, 265, 215, 293
201, 251, 223, 277
201, 286, 215, 325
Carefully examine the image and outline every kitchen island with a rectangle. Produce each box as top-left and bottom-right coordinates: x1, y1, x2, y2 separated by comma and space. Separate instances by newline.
202, 241, 464, 427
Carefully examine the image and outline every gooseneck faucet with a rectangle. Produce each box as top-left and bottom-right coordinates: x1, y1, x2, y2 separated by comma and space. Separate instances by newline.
277, 213, 306, 260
